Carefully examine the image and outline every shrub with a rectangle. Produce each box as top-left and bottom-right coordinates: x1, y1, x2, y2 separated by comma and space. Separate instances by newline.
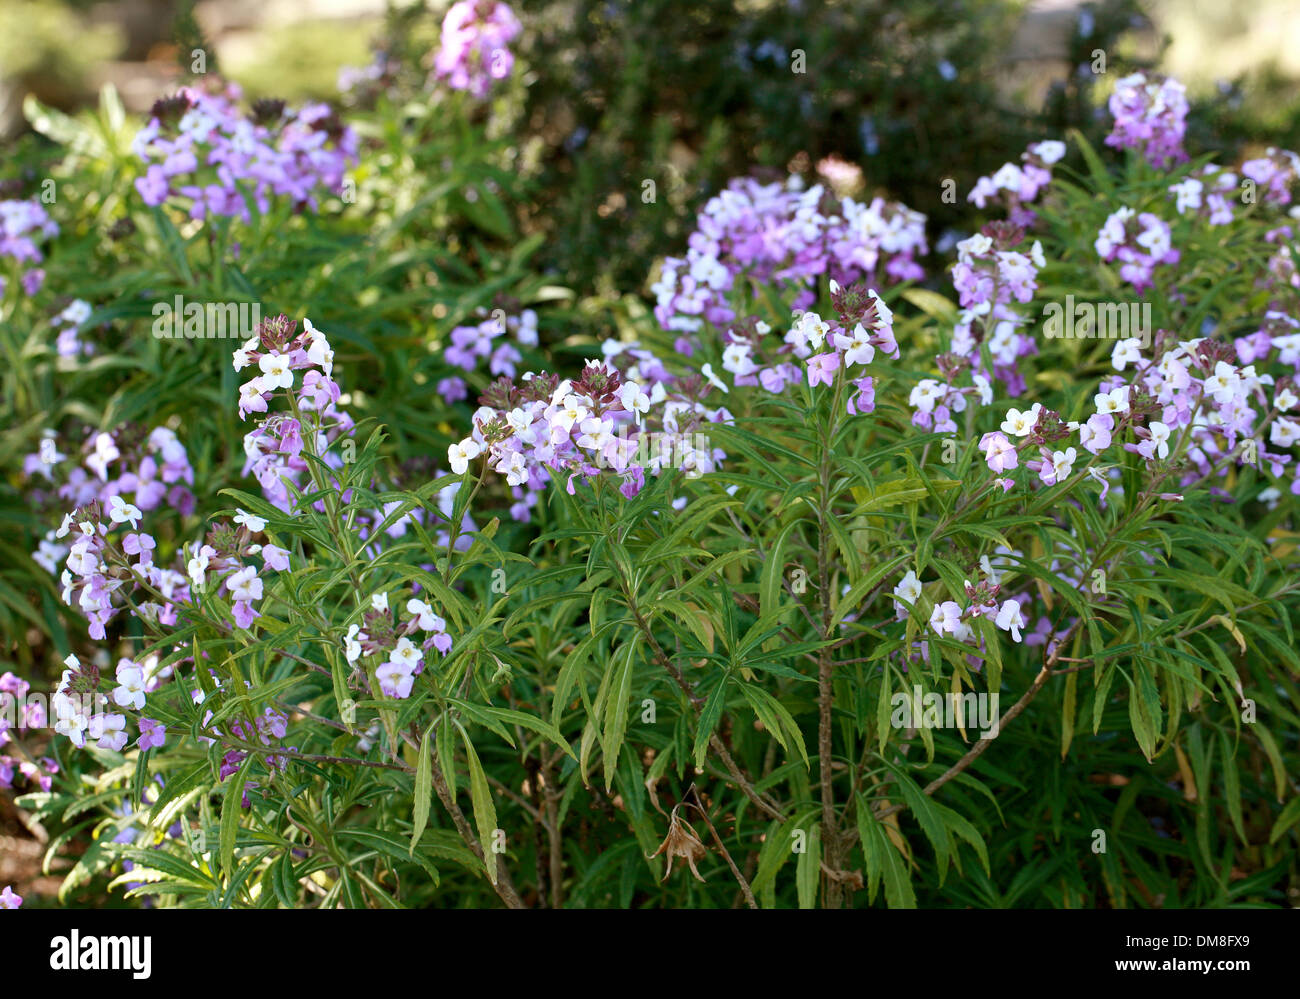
5, 50, 1299, 908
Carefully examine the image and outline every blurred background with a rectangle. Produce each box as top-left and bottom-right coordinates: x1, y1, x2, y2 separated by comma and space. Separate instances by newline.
3, 0, 1298, 303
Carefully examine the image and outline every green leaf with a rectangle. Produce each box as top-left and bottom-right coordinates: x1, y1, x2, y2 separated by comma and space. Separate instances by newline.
457, 724, 499, 883
410, 725, 434, 853
865, 816, 916, 908
220, 753, 254, 881
601, 641, 638, 789
761, 520, 800, 618
879, 758, 950, 880
693, 676, 731, 770
796, 823, 821, 909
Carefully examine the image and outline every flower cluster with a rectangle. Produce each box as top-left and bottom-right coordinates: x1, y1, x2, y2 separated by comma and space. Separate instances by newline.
185, 509, 293, 630
891, 565, 1029, 671
26, 423, 194, 578
0, 197, 58, 297
965, 324, 1300, 508
50, 299, 96, 358
1094, 207, 1178, 293
1105, 72, 1189, 169
450, 356, 728, 518
967, 140, 1067, 225
432, 0, 522, 98
234, 314, 353, 512
0, 671, 59, 795
133, 83, 358, 221
49, 653, 167, 754
716, 279, 898, 416
924, 220, 1046, 408
1241, 148, 1300, 207
439, 307, 540, 404
345, 591, 454, 701
652, 175, 926, 335
1168, 165, 1238, 226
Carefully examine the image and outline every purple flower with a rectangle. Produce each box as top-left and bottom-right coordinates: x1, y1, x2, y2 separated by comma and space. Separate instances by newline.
261, 544, 290, 571
437, 376, 469, 403
434, 1, 523, 98
135, 165, 170, 205
219, 750, 246, 781
1105, 72, 1188, 168
138, 718, 166, 751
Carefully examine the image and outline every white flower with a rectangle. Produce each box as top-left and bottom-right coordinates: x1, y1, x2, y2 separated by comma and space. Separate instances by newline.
371, 592, 389, 613
1169, 177, 1203, 215
576, 416, 614, 452
448, 437, 482, 475
239, 379, 266, 411
618, 381, 651, 418
258, 352, 295, 390
995, 600, 1025, 642
108, 494, 143, 529
892, 570, 922, 609
796, 312, 831, 351
833, 322, 876, 367
700, 363, 730, 394
551, 395, 589, 434
1270, 418, 1300, 448
86, 432, 120, 481
344, 623, 364, 663
1147, 421, 1172, 459
303, 319, 334, 375
721, 342, 757, 377
1049, 447, 1077, 482
389, 637, 423, 669
234, 509, 267, 533
1203, 361, 1240, 405
406, 598, 446, 632
498, 450, 528, 487
1029, 140, 1066, 165
112, 660, 147, 711
910, 379, 946, 414
1000, 405, 1040, 437
227, 565, 263, 603
956, 233, 993, 260
187, 546, 211, 589
1093, 386, 1130, 416
60, 299, 93, 326
1111, 338, 1143, 371
39, 437, 65, 466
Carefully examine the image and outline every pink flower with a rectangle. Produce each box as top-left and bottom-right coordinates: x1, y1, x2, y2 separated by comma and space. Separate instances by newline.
979, 431, 1019, 473
806, 352, 841, 387
847, 377, 875, 416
